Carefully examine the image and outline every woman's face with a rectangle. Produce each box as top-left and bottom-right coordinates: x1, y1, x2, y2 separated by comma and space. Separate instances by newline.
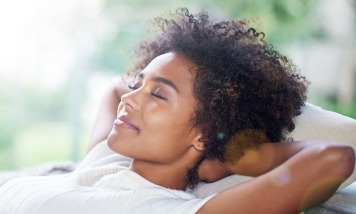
107, 52, 202, 164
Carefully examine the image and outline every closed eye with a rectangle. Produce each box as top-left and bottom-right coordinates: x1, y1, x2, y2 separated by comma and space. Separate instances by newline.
128, 83, 167, 100
151, 88, 167, 100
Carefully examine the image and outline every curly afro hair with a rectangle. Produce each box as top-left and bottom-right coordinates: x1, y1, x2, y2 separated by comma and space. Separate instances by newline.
126, 8, 308, 186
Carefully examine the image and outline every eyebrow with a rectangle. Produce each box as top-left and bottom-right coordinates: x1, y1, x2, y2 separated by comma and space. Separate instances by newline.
137, 73, 180, 94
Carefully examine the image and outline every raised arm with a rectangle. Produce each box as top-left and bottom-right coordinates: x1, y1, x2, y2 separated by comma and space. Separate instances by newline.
87, 76, 131, 152
197, 141, 355, 213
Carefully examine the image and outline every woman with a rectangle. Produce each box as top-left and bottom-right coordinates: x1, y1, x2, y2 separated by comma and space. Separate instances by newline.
0, 8, 354, 214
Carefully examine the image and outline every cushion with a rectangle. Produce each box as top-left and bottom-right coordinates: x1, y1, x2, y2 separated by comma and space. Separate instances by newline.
304, 182, 356, 213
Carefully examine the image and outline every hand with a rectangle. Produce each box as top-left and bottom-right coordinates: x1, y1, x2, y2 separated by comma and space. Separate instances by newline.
197, 158, 232, 183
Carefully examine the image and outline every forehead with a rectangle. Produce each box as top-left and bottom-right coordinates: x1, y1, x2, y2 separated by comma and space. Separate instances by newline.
140, 52, 196, 93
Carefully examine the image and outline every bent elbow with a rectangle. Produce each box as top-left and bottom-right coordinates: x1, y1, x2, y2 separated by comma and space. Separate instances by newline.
320, 144, 355, 178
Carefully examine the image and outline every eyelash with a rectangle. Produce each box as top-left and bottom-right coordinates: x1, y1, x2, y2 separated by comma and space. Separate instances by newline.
127, 84, 167, 100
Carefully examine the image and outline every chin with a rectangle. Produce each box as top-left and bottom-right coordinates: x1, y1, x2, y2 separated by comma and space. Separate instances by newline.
107, 129, 130, 156
107, 129, 118, 150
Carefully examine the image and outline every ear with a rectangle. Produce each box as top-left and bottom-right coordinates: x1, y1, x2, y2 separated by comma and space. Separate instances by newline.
192, 134, 205, 151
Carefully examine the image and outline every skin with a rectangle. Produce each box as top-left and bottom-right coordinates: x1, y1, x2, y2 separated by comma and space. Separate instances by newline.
89, 52, 355, 213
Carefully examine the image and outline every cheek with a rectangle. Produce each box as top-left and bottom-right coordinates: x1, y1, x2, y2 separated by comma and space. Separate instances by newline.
143, 122, 193, 152
144, 103, 191, 128
146, 115, 190, 141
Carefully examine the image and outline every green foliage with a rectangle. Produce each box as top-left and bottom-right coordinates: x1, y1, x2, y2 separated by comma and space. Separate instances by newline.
0, 119, 16, 151
0, 80, 73, 170
23, 86, 70, 122
315, 94, 356, 119
0, 123, 74, 170
0, 82, 17, 152
93, 30, 142, 73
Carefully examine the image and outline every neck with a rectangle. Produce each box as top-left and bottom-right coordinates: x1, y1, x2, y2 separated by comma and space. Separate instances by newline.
130, 152, 201, 190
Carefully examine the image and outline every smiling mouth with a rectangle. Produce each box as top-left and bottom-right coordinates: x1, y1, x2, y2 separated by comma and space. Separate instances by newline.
114, 116, 139, 131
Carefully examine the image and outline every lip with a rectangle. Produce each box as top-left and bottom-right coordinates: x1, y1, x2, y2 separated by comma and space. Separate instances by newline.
114, 115, 139, 131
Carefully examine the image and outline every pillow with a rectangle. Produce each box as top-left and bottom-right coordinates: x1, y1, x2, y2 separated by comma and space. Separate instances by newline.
189, 102, 356, 197
288, 103, 356, 146
305, 182, 356, 213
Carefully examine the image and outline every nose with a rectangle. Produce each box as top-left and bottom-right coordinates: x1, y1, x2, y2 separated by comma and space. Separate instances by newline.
120, 90, 141, 111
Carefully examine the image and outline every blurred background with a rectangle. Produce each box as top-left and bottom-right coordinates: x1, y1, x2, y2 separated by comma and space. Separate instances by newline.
0, 0, 355, 170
